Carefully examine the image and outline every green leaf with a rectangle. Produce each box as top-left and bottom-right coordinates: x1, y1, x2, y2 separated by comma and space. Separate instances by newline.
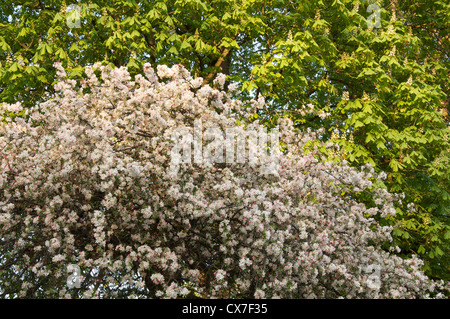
180, 41, 191, 50
167, 46, 179, 55
8, 62, 19, 73
10, 73, 23, 80
37, 75, 49, 83
354, 120, 364, 129
390, 159, 399, 172
443, 230, 450, 240
362, 103, 372, 114
55, 48, 66, 60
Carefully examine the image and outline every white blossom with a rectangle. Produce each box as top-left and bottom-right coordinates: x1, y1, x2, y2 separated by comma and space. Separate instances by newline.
0, 63, 447, 299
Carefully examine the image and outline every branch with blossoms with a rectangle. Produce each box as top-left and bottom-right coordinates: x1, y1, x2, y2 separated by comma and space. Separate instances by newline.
0, 62, 448, 299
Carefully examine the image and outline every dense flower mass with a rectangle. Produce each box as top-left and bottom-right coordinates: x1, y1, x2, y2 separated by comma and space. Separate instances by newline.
0, 63, 448, 298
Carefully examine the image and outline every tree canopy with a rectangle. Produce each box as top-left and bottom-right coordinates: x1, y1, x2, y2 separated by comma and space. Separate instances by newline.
1, 62, 448, 298
0, 0, 449, 282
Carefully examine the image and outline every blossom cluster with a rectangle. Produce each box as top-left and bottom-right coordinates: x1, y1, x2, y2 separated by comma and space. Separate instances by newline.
0, 63, 448, 299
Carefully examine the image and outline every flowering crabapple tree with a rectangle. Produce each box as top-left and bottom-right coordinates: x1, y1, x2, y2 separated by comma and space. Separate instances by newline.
0, 62, 448, 299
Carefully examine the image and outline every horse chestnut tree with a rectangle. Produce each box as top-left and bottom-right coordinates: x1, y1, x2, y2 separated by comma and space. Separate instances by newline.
0, 63, 447, 298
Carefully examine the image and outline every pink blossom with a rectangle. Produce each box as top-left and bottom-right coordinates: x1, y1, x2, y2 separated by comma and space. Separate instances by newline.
0, 63, 447, 299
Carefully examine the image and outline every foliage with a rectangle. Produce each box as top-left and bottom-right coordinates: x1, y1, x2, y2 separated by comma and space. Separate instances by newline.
0, 0, 449, 280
